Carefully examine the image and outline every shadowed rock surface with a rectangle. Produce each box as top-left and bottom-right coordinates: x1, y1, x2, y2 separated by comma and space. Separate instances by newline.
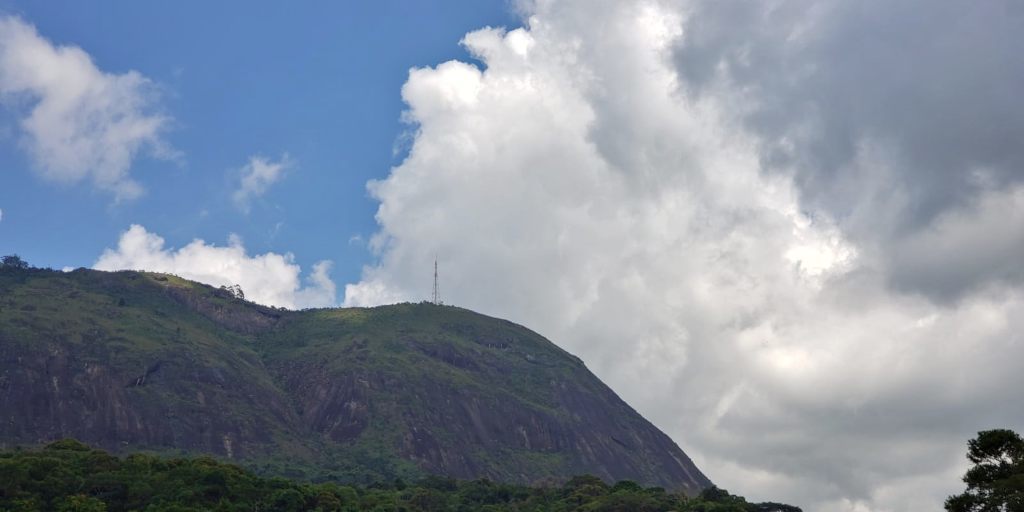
0, 267, 711, 493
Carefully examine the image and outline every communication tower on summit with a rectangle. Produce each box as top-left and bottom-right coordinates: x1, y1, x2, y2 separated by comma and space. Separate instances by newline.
432, 257, 440, 305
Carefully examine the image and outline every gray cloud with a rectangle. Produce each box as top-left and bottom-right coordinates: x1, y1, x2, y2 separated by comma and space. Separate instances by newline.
887, 188, 1024, 297
673, 0, 1024, 300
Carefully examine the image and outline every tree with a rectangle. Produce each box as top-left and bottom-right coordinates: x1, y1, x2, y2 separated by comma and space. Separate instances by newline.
219, 284, 245, 300
946, 429, 1024, 511
1, 254, 29, 269
752, 503, 803, 512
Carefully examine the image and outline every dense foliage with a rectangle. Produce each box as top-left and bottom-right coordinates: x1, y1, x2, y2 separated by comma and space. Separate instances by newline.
0, 440, 800, 512
946, 429, 1024, 511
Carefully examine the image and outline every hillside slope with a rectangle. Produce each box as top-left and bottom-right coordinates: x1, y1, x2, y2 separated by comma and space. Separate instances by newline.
0, 267, 711, 493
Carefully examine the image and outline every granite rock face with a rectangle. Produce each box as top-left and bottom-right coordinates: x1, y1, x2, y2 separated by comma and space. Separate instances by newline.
0, 267, 711, 493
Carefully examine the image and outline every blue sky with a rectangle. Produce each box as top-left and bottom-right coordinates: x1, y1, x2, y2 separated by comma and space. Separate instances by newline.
0, 0, 518, 286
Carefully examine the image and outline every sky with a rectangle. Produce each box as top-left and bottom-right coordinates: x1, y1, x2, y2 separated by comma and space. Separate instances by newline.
1, 1, 1023, 510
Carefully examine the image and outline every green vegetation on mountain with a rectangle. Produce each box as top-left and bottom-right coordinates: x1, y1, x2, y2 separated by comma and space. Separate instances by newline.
0, 439, 800, 511
0, 263, 708, 492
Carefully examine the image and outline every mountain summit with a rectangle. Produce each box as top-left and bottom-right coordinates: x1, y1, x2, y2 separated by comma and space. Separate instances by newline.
0, 267, 711, 492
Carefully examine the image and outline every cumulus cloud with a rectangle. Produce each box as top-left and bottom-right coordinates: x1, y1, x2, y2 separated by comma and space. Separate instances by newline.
0, 16, 172, 200
96, 225, 335, 309
345, 1, 1024, 510
232, 154, 292, 213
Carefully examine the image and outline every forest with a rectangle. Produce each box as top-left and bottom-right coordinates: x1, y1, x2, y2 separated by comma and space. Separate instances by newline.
0, 440, 800, 512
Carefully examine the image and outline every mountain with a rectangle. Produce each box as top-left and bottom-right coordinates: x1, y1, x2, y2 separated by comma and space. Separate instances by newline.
0, 266, 711, 493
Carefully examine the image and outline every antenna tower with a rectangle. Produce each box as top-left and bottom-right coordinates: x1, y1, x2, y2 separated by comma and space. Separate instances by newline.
432, 257, 440, 305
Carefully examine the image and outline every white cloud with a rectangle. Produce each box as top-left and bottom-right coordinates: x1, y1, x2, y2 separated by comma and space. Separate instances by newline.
0, 207, 3, 222
232, 154, 292, 213
345, 1, 1024, 510
0, 16, 172, 201
293, 260, 336, 310
96, 225, 335, 309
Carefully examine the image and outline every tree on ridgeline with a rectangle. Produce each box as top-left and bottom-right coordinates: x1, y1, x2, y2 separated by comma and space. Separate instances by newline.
219, 283, 245, 300
1, 254, 29, 269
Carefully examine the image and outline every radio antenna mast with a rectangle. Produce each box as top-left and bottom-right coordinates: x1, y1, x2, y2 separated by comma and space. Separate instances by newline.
432, 256, 440, 305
